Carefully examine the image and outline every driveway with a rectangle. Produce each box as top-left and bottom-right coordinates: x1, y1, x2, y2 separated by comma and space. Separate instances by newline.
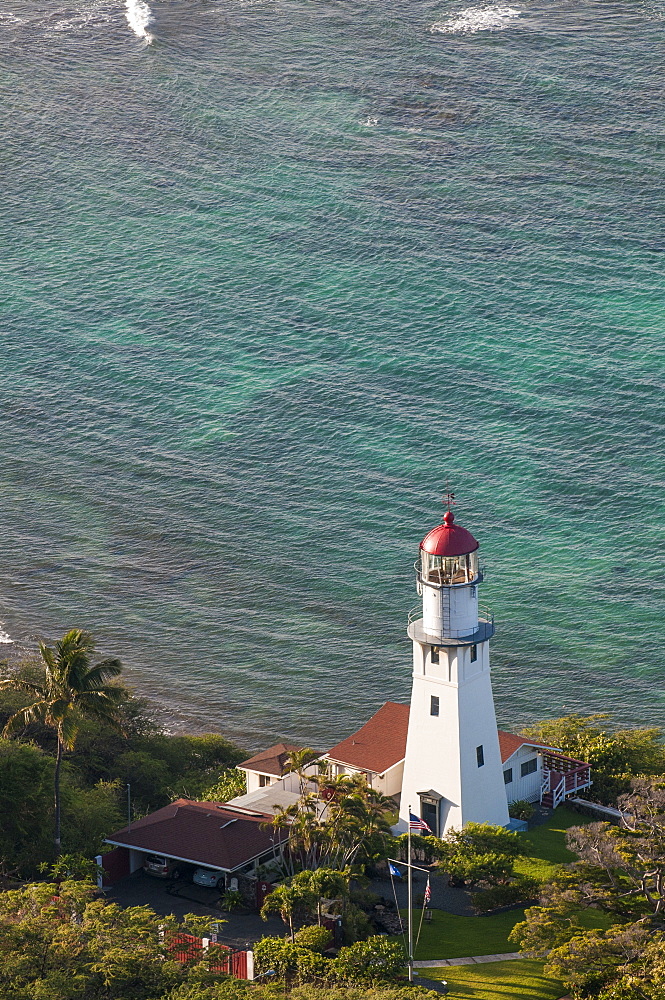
105, 871, 285, 948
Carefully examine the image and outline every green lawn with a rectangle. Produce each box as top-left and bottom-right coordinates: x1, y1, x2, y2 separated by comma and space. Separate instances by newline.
397, 806, 607, 962
419, 959, 565, 1000
405, 908, 524, 960
513, 806, 594, 883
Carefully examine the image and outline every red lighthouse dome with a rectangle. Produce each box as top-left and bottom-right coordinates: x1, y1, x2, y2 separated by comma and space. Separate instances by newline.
420, 511, 479, 558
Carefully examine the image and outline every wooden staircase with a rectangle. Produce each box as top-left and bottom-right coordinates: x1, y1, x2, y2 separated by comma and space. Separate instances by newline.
540, 753, 592, 809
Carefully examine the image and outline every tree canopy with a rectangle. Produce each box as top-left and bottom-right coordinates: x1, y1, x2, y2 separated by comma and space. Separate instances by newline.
521, 715, 665, 805
510, 779, 665, 997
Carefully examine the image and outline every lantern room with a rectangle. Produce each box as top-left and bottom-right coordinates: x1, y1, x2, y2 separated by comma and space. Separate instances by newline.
416, 510, 483, 640
419, 512, 479, 587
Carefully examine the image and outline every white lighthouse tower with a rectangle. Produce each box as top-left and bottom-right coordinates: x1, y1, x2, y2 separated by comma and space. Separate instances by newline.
399, 506, 509, 835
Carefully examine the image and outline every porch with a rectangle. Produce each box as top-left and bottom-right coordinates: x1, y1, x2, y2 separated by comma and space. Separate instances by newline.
540, 752, 592, 809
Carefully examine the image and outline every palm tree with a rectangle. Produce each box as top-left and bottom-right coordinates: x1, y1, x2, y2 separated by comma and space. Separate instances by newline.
1, 629, 125, 857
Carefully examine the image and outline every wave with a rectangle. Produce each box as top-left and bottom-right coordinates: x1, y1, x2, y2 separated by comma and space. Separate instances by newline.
0, 626, 14, 645
125, 0, 154, 43
431, 5, 521, 34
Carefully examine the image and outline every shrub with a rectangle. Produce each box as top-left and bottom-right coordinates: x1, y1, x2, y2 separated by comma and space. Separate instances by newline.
253, 936, 329, 983
334, 936, 405, 983
341, 903, 372, 944
220, 889, 243, 912
294, 926, 332, 953
471, 875, 539, 913
509, 800, 535, 822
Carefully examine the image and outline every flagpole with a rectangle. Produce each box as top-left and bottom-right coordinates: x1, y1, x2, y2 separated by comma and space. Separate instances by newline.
407, 804, 413, 983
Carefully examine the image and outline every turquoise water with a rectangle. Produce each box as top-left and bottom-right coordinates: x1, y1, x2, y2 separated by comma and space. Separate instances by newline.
1, 0, 664, 749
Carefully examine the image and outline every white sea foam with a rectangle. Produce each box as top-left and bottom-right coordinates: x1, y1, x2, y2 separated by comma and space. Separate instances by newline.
364, 116, 379, 127
125, 0, 154, 43
0, 626, 14, 645
431, 5, 520, 34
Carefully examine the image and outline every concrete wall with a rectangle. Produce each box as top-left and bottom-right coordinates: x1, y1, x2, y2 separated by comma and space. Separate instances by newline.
399, 636, 509, 834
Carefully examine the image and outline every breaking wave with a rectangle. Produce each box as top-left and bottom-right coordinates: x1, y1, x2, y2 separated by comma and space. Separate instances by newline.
125, 0, 154, 43
431, 5, 521, 33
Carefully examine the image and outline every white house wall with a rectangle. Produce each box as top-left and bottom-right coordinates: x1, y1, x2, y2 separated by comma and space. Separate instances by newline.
324, 760, 404, 798
503, 747, 543, 804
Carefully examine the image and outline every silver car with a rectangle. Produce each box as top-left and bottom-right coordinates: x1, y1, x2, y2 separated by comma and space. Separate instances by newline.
193, 867, 225, 889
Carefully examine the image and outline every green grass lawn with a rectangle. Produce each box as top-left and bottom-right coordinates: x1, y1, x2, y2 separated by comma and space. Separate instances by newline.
396, 806, 608, 962
419, 959, 565, 1000
513, 806, 594, 883
405, 908, 524, 960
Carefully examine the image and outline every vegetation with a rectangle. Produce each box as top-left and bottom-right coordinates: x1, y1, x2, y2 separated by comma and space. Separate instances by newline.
400, 906, 527, 960
0, 877, 234, 1000
0, 646, 246, 877
509, 800, 535, 822
513, 805, 594, 883
1, 630, 126, 857
168, 987, 439, 1000
253, 933, 405, 986
521, 714, 665, 805
510, 779, 665, 997
434, 821, 525, 887
266, 769, 395, 876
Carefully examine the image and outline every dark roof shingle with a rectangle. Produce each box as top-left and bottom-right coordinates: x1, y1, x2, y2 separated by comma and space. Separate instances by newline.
239, 742, 304, 777
106, 799, 275, 871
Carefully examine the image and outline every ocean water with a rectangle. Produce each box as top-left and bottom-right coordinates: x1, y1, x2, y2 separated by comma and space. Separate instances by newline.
1, 0, 664, 751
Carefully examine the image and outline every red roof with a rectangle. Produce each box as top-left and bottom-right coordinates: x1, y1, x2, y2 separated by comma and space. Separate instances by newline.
326, 702, 410, 774
498, 730, 560, 763
326, 705, 560, 772
239, 742, 304, 777
420, 511, 479, 557
106, 799, 275, 872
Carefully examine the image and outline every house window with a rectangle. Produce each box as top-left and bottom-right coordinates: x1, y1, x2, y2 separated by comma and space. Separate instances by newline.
259, 775, 272, 787
431, 646, 440, 664
470, 644, 477, 662
476, 745, 485, 767
521, 758, 538, 777
503, 768, 513, 784
430, 695, 439, 717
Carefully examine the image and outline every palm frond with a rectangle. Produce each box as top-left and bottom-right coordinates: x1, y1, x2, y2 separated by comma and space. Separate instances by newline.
59, 712, 81, 751
79, 660, 123, 689
3, 701, 50, 736
0, 677, 47, 698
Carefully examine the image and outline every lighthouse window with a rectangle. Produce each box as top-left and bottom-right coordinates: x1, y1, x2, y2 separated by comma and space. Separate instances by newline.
476, 745, 485, 767
431, 646, 440, 664
503, 768, 513, 784
521, 758, 538, 777
430, 696, 439, 717
470, 644, 477, 662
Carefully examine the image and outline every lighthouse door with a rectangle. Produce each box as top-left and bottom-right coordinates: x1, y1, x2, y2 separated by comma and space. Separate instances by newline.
419, 796, 439, 837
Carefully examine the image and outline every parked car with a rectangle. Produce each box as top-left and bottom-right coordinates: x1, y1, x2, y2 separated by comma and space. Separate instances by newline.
193, 867, 225, 889
143, 854, 188, 879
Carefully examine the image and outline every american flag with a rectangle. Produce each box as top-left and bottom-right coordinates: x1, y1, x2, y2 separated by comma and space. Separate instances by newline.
409, 812, 432, 833
424, 879, 431, 904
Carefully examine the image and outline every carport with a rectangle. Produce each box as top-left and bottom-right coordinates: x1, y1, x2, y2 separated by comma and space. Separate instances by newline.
101, 798, 279, 890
